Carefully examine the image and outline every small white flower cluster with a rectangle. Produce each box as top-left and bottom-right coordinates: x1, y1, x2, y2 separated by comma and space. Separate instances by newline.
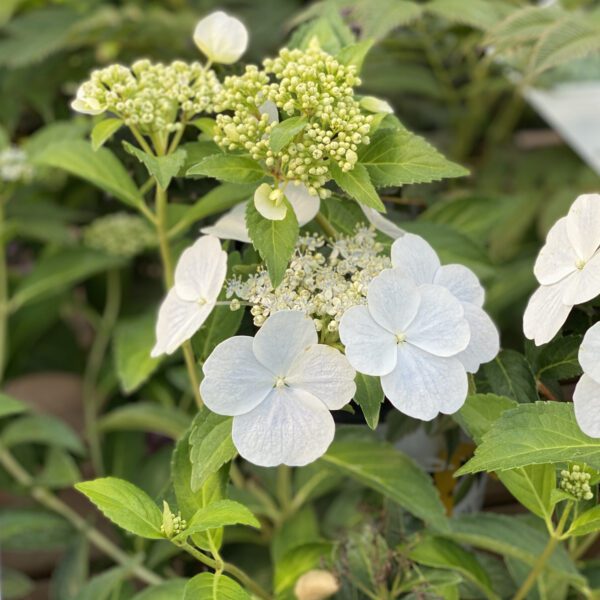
227, 228, 391, 333
72, 60, 221, 134
214, 42, 372, 198
0, 146, 33, 183
83, 213, 155, 258
559, 465, 594, 501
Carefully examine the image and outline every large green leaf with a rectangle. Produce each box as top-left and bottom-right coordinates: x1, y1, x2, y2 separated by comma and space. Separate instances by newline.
0, 508, 73, 550
183, 573, 250, 600
453, 393, 517, 443
457, 402, 600, 475
187, 155, 265, 184
321, 430, 448, 532
123, 141, 186, 190
246, 198, 299, 287
478, 350, 537, 404
33, 140, 143, 208
0, 393, 28, 420
91, 118, 123, 151
270, 116, 308, 153
358, 128, 468, 188
189, 408, 237, 492
330, 161, 385, 211
75, 477, 163, 539
113, 312, 162, 394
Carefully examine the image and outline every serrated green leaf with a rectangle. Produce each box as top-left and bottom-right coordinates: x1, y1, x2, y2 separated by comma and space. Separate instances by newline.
330, 161, 385, 211
75, 477, 163, 539
479, 350, 537, 404
457, 402, 600, 475
567, 505, 600, 537
183, 573, 250, 600
322, 430, 448, 532
187, 155, 265, 184
99, 403, 188, 440
123, 141, 186, 190
91, 118, 123, 151
246, 199, 299, 287
0, 393, 28, 420
336, 39, 374, 72
269, 116, 308, 153
358, 128, 468, 187
190, 408, 237, 493
454, 393, 518, 444
33, 140, 143, 208
114, 312, 162, 394
353, 373, 384, 429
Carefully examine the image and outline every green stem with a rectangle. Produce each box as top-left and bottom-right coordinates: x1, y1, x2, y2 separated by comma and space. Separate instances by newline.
83, 269, 121, 475
573, 530, 600, 560
130, 126, 154, 156
0, 446, 161, 586
0, 196, 8, 383
513, 504, 573, 600
315, 211, 337, 239
276, 465, 293, 517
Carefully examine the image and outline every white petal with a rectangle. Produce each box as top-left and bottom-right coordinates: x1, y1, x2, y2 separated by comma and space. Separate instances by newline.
561, 253, 600, 305
359, 96, 394, 114
523, 281, 573, 346
253, 310, 317, 376
360, 205, 404, 239
534, 218, 578, 285
174, 235, 227, 302
286, 345, 356, 410
366, 268, 420, 334
151, 290, 213, 356
573, 374, 600, 438
456, 303, 500, 373
381, 345, 468, 421
200, 202, 250, 243
405, 284, 470, 357
567, 194, 600, 261
579, 322, 600, 383
193, 11, 248, 65
254, 183, 287, 220
282, 182, 320, 226
232, 387, 334, 466
200, 336, 273, 416
390, 233, 440, 284
259, 101, 279, 124
434, 264, 484, 307
339, 305, 398, 376
71, 97, 105, 115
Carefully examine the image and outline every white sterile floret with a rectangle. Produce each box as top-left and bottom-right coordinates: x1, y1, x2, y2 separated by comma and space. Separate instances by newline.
193, 11, 248, 65
201, 202, 251, 243
151, 235, 227, 356
201, 310, 356, 466
390, 233, 499, 373
524, 194, 600, 345
339, 268, 470, 421
573, 322, 600, 438
71, 85, 106, 115
359, 96, 394, 114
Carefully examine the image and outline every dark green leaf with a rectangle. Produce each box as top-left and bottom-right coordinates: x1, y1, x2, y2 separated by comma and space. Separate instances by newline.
354, 373, 384, 429
478, 350, 537, 404
123, 141, 186, 190
187, 155, 265, 184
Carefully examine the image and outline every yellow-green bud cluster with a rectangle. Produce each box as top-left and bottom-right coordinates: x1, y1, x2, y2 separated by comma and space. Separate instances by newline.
560, 465, 594, 501
0, 146, 33, 183
214, 44, 372, 198
227, 227, 390, 334
83, 213, 155, 258
160, 504, 187, 538
74, 60, 220, 134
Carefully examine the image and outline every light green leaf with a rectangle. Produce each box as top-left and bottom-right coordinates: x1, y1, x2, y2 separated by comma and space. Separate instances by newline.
269, 116, 308, 153
322, 431, 448, 532
354, 373, 384, 429
183, 573, 250, 600
246, 198, 299, 287
454, 393, 518, 443
478, 350, 537, 404
190, 408, 237, 493
358, 128, 468, 187
123, 141, 186, 190
336, 39, 374, 72
408, 536, 497, 600
187, 155, 265, 184
131, 580, 188, 599
330, 161, 385, 211
457, 402, 600, 475
1, 414, 84, 455
498, 465, 555, 521
11, 248, 124, 311
91, 118, 123, 151
567, 505, 600, 537
114, 312, 162, 394
0, 393, 28, 420
75, 477, 163, 539
38, 447, 81, 489
33, 140, 143, 208
99, 403, 189, 440
174, 500, 259, 541
0, 509, 73, 550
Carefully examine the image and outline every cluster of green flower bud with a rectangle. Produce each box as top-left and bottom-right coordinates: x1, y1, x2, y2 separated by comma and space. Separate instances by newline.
560, 465, 594, 501
83, 213, 155, 258
72, 60, 221, 135
160, 501, 187, 538
213, 43, 373, 198
227, 228, 390, 334
0, 146, 33, 183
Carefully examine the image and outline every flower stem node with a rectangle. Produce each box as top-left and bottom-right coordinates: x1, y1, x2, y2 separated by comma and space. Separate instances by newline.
559, 465, 594, 501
